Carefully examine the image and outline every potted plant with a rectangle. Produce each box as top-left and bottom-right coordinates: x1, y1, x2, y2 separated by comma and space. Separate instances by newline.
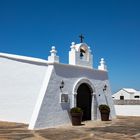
70, 107, 83, 126
99, 104, 110, 121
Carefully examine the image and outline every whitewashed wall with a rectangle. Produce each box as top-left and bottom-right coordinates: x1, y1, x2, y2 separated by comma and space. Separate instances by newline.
113, 90, 140, 100
115, 105, 140, 116
0, 55, 47, 123
29, 63, 116, 129
112, 90, 132, 100
0, 53, 115, 129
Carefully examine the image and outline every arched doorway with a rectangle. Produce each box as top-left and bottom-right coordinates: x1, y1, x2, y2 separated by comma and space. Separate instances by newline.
76, 83, 92, 121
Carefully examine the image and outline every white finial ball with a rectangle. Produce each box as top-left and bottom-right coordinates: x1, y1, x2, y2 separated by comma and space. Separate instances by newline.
52, 46, 55, 50
71, 42, 75, 45
101, 58, 104, 61
52, 46, 55, 51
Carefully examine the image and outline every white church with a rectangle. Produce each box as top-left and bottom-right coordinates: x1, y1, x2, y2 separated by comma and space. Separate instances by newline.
0, 41, 116, 129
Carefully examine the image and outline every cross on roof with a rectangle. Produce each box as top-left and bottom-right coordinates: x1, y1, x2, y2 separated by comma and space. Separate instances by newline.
79, 34, 84, 43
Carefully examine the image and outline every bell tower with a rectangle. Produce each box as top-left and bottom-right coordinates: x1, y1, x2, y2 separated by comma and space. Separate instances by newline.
69, 42, 93, 68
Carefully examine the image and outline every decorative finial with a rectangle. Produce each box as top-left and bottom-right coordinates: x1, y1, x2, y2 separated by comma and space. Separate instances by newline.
98, 58, 107, 71
48, 46, 59, 63
100, 58, 105, 65
71, 42, 75, 45
70, 42, 75, 50
79, 34, 84, 43
50, 46, 57, 56
88, 46, 91, 53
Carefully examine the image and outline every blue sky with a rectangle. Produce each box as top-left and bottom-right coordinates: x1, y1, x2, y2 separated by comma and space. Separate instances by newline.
0, 0, 140, 92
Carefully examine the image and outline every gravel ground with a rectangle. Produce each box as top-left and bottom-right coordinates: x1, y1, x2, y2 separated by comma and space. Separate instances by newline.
0, 116, 139, 140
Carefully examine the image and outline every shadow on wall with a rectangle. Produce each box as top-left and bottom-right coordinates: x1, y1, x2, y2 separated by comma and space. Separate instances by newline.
54, 64, 107, 80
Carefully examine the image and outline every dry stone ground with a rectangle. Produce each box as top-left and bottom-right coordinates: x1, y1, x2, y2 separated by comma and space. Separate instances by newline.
0, 116, 139, 140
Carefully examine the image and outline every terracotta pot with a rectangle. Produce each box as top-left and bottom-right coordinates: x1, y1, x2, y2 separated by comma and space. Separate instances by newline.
100, 111, 110, 121
70, 112, 83, 126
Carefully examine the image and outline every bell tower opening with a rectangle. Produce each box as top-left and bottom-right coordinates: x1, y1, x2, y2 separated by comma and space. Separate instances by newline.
69, 42, 93, 68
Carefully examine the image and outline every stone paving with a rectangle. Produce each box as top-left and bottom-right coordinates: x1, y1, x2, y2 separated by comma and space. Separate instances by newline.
0, 116, 139, 140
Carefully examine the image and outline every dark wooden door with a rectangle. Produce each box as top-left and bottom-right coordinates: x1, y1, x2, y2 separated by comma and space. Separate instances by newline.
77, 83, 92, 121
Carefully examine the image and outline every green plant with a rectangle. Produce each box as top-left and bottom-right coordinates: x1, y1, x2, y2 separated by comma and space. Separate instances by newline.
70, 107, 83, 113
99, 104, 110, 112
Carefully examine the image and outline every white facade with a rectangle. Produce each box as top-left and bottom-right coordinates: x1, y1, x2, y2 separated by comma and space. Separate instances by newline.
0, 42, 116, 129
112, 88, 140, 100
113, 88, 140, 116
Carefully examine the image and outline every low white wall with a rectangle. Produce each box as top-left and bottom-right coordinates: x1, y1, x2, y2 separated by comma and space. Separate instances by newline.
115, 105, 140, 116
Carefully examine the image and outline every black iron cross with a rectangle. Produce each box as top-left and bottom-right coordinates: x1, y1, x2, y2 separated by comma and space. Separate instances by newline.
79, 34, 84, 43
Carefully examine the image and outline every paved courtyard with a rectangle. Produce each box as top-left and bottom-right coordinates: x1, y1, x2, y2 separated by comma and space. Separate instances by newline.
0, 116, 139, 140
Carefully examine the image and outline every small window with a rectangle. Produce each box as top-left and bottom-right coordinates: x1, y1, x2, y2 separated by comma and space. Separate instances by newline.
61, 94, 69, 103
134, 96, 139, 98
120, 96, 124, 100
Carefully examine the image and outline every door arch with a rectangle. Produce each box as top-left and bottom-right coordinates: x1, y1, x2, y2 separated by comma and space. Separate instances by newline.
76, 83, 92, 121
